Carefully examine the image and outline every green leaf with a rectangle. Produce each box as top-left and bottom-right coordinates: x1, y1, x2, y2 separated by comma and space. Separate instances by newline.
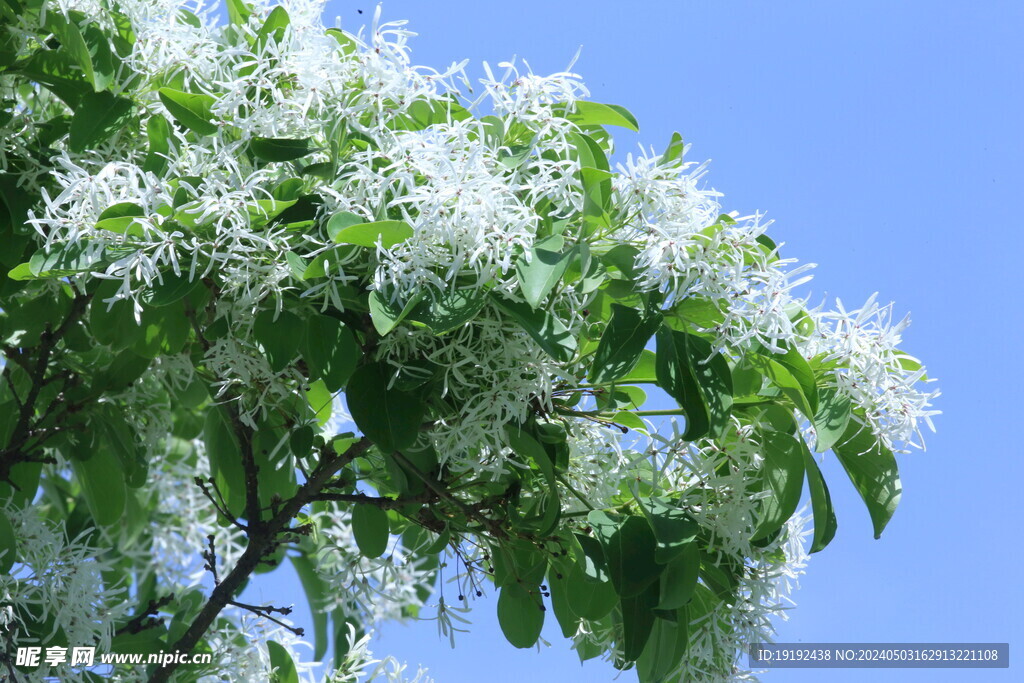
660, 131, 685, 165
590, 305, 662, 384
593, 513, 661, 598
80, 22, 116, 92
637, 616, 688, 683
300, 314, 359, 391
142, 272, 200, 307
250, 136, 313, 162
49, 14, 95, 90
516, 235, 573, 308
246, 198, 297, 225
568, 101, 640, 131
129, 300, 188, 359
771, 343, 818, 414
685, 333, 734, 437
619, 582, 659, 662
0, 511, 16, 573
571, 131, 610, 172
91, 349, 150, 394
95, 202, 144, 234
812, 386, 852, 452
491, 295, 577, 363
29, 242, 131, 278
580, 166, 613, 227
406, 288, 487, 334
670, 295, 724, 328
802, 443, 838, 553
635, 496, 699, 564
89, 283, 143, 349
491, 538, 547, 588
749, 352, 815, 419
595, 385, 647, 412
345, 362, 425, 453
305, 378, 333, 426
255, 5, 290, 48
111, 628, 167, 656
351, 503, 390, 558
7, 262, 34, 281
657, 542, 699, 610
752, 430, 805, 541
654, 326, 709, 441
331, 219, 413, 248
833, 420, 902, 539
290, 554, 329, 660
549, 569, 583, 638
325, 28, 357, 55
368, 290, 422, 336
203, 405, 245, 517
0, 461, 41, 510
253, 310, 303, 372
158, 87, 218, 136
563, 569, 617, 621
268, 641, 299, 683
698, 552, 741, 600
226, 0, 253, 25
617, 349, 658, 384
575, 533, 610, 583
497, 583, 544, 648
71, 444, 126, 527
69, 91, 133, 152
325, 211, 364, 241
98, 405, 146, 487
143, 114, 171, 174
505, 426, 560, 536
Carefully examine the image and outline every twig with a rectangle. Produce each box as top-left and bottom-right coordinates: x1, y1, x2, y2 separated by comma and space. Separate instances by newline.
227, 600, 304, 637
147, 437, 373, 683
116, 595, 175, 636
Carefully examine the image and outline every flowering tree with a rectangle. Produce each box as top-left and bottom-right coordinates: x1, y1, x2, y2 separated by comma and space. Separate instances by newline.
0, 0, 940, 681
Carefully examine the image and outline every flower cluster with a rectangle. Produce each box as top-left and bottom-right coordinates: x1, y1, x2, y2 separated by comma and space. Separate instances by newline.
0, 0, 938, 681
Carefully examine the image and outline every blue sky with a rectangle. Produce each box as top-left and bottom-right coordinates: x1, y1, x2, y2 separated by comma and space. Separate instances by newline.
246, 1, 1024, 680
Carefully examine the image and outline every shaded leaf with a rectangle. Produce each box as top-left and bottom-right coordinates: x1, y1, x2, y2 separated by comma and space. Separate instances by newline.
590, 304, 662, 384
352, 503, 389, 558
300, 314, 359, 391
516, 235, 573, 308
345, 363, 424, 453
69, 91, 133, 152
752, 430, 805, 541
331, 219, 413, 248
619, 582, 659, 662
158, 87, 218, 136
802, 443, 838, 553
813, 386, 852, 453
497, 583, 544, 648
491, 295, 577, 363
833, 420, 902, 539
250, 136, 314, 162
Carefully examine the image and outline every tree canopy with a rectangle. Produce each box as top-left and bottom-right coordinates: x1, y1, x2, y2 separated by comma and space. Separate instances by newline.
0, 1, 939, 681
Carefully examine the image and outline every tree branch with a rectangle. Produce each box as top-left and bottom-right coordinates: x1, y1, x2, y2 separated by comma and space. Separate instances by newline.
0, 292, 91, 483
147, 437, 372, 683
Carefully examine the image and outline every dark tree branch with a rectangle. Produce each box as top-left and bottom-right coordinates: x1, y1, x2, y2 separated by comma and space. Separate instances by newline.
311, 491, 433, 509
390, 451, 507, 539
147, 437, 373, 683
116, 595, 176, 636
193, 477, 246, 530
202, 534, 220, 586
226, 600, 304, 637
0, 292, 91, 483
